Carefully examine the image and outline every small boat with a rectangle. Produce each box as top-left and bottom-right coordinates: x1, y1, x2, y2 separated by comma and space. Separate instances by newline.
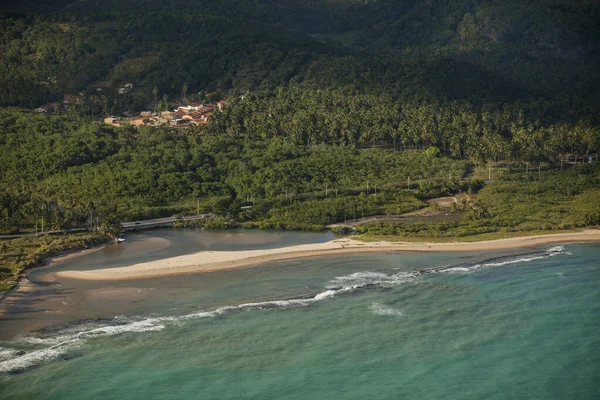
116, 237, 126, 243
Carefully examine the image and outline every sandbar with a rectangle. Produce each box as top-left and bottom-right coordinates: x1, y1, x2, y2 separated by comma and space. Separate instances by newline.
55, 230, 600, 281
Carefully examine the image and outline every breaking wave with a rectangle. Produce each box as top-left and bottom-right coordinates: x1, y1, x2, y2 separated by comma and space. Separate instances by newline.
326, 271, 416, 290
0, 289, 345, 373
440, 245, 567, 274
0, 245, 568, 373
0, 317, 167, 373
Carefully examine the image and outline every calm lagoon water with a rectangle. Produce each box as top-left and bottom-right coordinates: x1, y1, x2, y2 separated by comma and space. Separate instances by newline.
0, 230, 598, 399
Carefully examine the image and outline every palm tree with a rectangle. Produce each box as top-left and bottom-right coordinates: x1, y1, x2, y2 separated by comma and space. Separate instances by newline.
99, 215, 121, 240
181, 82, 188, 102
152, 87, 158, 114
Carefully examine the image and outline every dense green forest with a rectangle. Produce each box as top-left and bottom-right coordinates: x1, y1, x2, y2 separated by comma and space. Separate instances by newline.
0, 108, 471, 230
208, 87, 599, 160
1, 107, 598, 235
1, 0, 599, 110
0, 0, 598, 233
1, 1, 599, 288
1, 1, 598, 159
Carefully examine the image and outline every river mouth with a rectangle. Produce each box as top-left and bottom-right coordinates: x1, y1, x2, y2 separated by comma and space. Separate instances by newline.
0, 227, 576, 342
0, 228, 335, 340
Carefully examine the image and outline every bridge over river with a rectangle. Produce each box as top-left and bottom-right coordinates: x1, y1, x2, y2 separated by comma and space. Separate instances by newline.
120, 214, 212, 231
0, 214, 213, 239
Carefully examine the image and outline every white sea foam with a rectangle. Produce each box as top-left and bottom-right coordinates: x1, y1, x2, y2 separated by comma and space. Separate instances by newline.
369, 303, 405, 317
326, 271, 389, 288
443, 246, 567, 274
178, 309, 225, 320
325, 271, 416, 290
314, 290, 338, 300
239, 299, 310, 309
0, 339, 82, 373
547, 246, 564, 253
0, 245, 570, 373
176, 295, 326, 322
0, 274, 372, 373
0, 347, 24, 363
0, 317, 168, 373
76, 318, 165, 339
445, 266, 479, 272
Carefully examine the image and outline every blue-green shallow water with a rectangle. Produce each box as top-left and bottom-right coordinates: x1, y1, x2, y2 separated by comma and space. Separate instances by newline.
1, 243, 599, 399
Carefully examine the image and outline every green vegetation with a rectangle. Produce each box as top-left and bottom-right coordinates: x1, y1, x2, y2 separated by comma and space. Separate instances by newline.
1, 0, 599, 132
0, 107, 471, 232
352, 230, 584, 244
352, 162, 600, 238
0, 103, 598, 236
0, 0, 599, 288
0, 233, 108, 290
209, 87, 599, 160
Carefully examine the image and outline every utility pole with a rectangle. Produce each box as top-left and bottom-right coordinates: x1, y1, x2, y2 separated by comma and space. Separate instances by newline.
488, 165, 491, 180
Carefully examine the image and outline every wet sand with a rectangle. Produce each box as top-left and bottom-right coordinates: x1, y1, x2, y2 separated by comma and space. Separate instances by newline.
1, 229, 598, 340
0, 229, 336, 339
56, 230, 600, 281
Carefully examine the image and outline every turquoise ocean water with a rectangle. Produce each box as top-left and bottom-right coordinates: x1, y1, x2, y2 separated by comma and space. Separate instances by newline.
1, 242, 599, 399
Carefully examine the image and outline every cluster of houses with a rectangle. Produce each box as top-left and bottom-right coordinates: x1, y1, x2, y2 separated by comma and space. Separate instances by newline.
103, 101, 226, 128
32, 82, 226, 129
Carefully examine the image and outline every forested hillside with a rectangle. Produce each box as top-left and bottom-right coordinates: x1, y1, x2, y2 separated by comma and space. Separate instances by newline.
0, 0, 599, 236
1, 1, 599, 110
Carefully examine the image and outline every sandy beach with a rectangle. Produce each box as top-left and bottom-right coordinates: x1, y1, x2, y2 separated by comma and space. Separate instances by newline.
56, 230, 600, 281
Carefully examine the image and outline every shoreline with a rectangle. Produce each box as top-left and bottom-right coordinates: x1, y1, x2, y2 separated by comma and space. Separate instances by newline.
0, 241, 113, 303
56, 229, 600, 281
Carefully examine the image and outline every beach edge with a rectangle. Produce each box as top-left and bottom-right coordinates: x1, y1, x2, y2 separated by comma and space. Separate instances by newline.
56, 230, 600, 281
